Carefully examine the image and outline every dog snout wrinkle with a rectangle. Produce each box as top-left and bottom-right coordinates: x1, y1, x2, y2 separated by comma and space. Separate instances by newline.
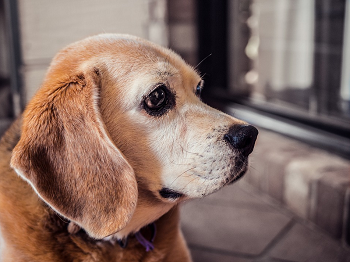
224, 125, 258, 157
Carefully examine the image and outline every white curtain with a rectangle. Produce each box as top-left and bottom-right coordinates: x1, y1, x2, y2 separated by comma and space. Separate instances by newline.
257, 0, 315, 91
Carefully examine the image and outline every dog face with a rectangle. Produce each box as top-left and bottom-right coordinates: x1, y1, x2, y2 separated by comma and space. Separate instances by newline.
10, 34, 258, 240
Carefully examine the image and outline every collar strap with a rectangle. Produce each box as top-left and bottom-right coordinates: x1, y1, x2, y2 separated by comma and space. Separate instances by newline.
117, 223, 157, 252
117, 237, 128, 249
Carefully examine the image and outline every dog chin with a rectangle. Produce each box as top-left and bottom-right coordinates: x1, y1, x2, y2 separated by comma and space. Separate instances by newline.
159, 171, 247, 200
158, 158, 249, 200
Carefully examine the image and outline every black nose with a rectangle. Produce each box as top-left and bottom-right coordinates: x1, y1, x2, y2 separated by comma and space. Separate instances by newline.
224, 125, 258, 157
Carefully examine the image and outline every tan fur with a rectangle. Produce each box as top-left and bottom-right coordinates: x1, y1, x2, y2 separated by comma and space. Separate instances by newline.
0, 34, 255, 261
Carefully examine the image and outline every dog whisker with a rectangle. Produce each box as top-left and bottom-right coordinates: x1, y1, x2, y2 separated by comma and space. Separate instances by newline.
170, 166, 196, 186
179, 144, 203, 157
249, 165, 257, 171
194, 53, 212, 70
204, 182, 210, 196
181, 176, 200, 192
169, 157, 194, 166
169, 160, 191, 166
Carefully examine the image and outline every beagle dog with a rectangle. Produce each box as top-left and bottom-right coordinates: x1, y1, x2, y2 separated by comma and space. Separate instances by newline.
0, 34, 258, 261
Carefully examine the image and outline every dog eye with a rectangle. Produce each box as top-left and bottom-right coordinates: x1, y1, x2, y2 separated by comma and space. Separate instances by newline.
195, 84, 202, 97
143, 84, 176, 116
145, 87, 166, 109
143, 85, 175, 117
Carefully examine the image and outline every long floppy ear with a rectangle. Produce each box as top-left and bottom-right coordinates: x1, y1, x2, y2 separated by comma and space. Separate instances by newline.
11, 68, 137, 239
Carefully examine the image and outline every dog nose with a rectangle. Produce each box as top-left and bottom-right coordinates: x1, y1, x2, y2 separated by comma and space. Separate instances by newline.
224, 125, 258, 157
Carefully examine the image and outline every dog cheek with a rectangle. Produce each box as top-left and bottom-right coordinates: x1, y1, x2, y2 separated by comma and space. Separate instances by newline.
179, 123, 187, 138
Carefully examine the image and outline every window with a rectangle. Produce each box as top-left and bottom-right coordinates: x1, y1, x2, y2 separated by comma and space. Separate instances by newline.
0, 0, 13, 135
197, 0, 350, 158
0, 0, 22, 136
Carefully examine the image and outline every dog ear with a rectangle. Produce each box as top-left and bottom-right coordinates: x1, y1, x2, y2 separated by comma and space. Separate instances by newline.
11, 68, 138, 239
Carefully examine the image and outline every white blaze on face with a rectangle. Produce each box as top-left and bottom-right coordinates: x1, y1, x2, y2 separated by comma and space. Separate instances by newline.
148, 102, 248, 198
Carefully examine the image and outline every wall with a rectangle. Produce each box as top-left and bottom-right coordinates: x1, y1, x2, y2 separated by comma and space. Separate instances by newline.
17, 0, 168, 103
167, 0, 197, 66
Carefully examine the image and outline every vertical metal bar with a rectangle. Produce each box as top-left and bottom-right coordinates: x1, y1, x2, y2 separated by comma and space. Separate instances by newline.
313, 0, 345, 117
340, 0, 350, 117
196, 0, 228, 92
4, 0, 22, 115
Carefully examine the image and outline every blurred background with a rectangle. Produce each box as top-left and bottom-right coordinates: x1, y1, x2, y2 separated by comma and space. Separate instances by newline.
0, 0, 349, 261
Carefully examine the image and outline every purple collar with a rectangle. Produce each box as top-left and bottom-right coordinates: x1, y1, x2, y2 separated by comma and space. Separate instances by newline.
117, 223, 157, 252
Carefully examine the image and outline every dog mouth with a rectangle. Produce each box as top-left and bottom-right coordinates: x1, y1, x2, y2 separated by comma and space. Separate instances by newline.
159, 187, 184, 200
158, 153, 250, 200
159, 165, 248, 200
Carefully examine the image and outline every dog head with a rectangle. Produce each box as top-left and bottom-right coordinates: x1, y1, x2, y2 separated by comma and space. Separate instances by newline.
11, 34, 258, 239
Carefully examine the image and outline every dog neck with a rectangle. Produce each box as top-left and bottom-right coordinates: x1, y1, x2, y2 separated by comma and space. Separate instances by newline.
68, 219, 157, 252
117, 222, 157, 251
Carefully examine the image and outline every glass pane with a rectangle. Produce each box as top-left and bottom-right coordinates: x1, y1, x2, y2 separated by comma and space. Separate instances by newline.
229, 0, 350, 128
254, 0, 314, 111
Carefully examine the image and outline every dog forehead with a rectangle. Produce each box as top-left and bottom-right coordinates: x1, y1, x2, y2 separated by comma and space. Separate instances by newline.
58, 34, 201, 108
57, 34, 199, 86
102, 34, 201, 85
131, 61, 200, 103
108, 48, 200, 103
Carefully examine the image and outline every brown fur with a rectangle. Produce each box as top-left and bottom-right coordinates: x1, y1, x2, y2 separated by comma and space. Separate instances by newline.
0, 34, 255, 261
0, 106, 189, 262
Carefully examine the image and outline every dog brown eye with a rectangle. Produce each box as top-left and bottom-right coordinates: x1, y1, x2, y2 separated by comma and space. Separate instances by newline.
145, 87, 166, 109
143, 85, 175, 116
142, 85, 176, 117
